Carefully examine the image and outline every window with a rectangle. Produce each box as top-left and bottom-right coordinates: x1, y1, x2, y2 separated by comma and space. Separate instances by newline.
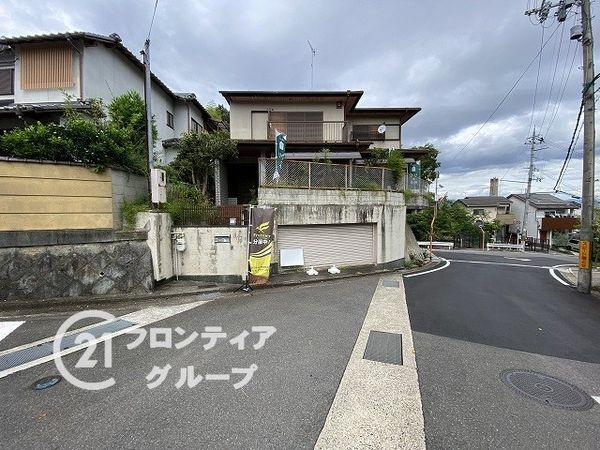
352, 124, 384, 141
0, 68, 14, 95
191, 118, 202, 133
0, 47, 15, 96
167, 111, 174, 129
268, 111, 323, 140
21, 44, 72, 89
473, 209, 485, 216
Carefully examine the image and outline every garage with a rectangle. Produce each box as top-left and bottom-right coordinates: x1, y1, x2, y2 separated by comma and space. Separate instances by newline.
277, 224, 376, 268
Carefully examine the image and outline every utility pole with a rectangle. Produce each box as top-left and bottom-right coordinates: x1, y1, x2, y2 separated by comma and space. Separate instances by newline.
522, 130, 543, 243
578, 0, 595, 293
525, 0, 595, 293
142, 39, 154, 171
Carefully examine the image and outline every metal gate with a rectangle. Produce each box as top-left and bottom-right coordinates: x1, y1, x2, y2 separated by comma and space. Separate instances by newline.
277, 224, 376, 267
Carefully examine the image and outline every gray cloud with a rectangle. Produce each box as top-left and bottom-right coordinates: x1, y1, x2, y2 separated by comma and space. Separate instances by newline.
2, 0, 596, 199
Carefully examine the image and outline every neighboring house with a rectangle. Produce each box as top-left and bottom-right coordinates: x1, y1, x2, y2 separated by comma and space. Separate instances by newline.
455, 196, 515, 240
218, 90, 430, 205
507, 193, 580, 244
0, 32, 216, 164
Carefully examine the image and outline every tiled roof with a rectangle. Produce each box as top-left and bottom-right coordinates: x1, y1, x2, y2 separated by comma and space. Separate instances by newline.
457, 196, 511, 207
507, 193, 580, 209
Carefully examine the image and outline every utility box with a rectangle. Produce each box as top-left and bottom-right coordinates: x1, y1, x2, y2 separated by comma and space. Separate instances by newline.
150, 168, 167, 203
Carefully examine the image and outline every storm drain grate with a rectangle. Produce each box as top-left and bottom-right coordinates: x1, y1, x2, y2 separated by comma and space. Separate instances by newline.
500, 369, 594, 411
382, 279, 400, 288
0, 319, 135, 372
363, 331, 402, 365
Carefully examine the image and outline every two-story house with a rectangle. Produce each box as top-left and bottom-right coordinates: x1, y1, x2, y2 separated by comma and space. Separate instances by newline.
507, 193, 580, 244
455, 196, 514, 242
218, 90, 429, 205
0, 32, 216, 164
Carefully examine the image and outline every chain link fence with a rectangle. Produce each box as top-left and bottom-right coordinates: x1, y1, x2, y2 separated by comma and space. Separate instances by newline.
259, 158, 429, 193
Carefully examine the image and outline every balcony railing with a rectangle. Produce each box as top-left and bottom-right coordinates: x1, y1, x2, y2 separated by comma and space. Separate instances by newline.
267, 121, 347, 143
258, 158, 430, 195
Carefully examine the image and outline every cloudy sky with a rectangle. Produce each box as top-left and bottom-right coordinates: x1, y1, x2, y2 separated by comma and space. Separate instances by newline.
2, 0, 598, 199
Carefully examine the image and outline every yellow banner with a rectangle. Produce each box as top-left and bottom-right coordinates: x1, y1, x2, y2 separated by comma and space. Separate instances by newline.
579, 240, 590, 270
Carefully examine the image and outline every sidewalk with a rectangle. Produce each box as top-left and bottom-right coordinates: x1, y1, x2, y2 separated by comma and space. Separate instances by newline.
555, 266, 600, 290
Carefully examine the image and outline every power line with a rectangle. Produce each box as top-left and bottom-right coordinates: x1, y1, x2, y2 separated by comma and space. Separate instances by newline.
447, 22, 561, 164
147, 0, 159, 41
528, 25, 545, 135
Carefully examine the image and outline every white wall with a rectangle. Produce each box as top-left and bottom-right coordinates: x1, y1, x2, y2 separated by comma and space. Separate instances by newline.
230, 101, 344, 140
136, 212, 174, 281
508, 198, 539, 238
172, 227, 247, 281
258, 188, 406, 265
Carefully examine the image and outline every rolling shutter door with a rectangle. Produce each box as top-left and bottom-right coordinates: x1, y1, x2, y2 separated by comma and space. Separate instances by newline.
278, 224, 375, 267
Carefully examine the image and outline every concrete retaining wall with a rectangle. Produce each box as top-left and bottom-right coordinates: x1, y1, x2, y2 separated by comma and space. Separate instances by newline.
173, 227, 247, 283
258, 188, 406, 265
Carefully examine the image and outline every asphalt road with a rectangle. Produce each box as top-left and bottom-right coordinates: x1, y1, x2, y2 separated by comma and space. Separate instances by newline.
405, 250, 600, 449
0, 277, 379, 449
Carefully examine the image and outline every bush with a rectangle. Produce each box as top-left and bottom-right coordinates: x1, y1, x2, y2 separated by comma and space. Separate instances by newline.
122, 197, 150, 229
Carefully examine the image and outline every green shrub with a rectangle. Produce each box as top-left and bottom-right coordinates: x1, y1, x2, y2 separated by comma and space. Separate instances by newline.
122, 197, 150, 229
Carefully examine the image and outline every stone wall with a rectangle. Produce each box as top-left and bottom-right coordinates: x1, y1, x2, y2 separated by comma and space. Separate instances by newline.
0, 237, 153, 302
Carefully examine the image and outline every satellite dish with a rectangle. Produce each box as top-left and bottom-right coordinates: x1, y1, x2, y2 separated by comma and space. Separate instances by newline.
377, 124, 387, 134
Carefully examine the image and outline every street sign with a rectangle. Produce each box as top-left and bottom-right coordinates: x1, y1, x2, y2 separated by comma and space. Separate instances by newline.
579, 240, 591, 270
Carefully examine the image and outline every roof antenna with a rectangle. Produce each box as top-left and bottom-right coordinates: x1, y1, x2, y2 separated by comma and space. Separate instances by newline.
307, 40, 316, 90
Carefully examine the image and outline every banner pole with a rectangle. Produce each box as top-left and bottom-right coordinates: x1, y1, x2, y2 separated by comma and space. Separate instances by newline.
242, 205, 253, 292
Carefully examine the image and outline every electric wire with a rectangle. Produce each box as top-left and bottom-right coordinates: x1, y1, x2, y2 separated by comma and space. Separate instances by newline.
147, 0, 160, 41
553, 77, 600, 191
539, 21, 565, 132
528, 25, 545, 136
447, 22, 562, 164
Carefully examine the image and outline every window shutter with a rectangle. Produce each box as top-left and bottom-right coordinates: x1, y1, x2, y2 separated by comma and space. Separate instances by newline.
21, 44, 73, 90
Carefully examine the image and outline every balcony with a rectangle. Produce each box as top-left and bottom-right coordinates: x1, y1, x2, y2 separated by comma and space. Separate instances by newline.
258, 158, 430, 209
267, 121, 347, 143
540, 216, 578, 231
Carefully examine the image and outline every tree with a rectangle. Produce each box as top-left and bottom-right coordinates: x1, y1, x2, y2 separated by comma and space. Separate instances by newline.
364, 147, 405, 183
169, 131, 237, 195
205, 101, 230, 130
414, 143, 440, 183
407, 200, 480, 241
107, 90, 158, 156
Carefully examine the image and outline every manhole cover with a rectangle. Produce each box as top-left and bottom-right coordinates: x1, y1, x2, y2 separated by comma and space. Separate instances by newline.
500, 369, 594, 411
32, 375, 62, 391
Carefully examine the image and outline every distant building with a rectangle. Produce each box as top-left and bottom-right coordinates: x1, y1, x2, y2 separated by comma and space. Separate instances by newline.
507, 193, 580, 244
455, 196, 514, 240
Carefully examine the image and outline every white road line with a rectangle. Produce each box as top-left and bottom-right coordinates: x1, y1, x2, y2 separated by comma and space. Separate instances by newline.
0, 321, 25, 343
504, 257, 531, 262
447, 259, 551, 270
548, 264, 574, 287
592, 396, 600, 405
404, 258, 450, 278
0, 298, 213, 380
